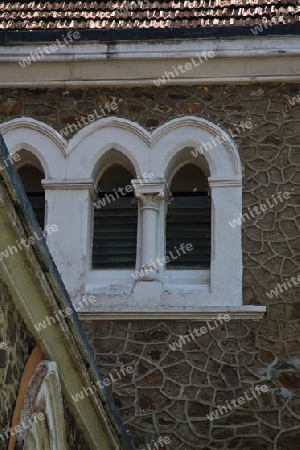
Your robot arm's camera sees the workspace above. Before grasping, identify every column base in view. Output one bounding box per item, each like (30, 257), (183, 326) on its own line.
(134, 266), (157, 281)
(133, 281), (162, 305)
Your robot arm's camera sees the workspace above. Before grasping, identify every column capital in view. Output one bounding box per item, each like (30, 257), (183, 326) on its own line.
(42, 178), (97, 199)
(132, 178), (169, 211)
(132, 178), (169, 207)
(135, 193), (162, 211)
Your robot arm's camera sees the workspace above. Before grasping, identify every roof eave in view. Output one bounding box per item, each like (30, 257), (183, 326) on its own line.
(1, 22), (300, 44)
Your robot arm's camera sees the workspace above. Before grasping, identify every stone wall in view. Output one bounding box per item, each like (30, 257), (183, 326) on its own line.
(82, 317), (300, 450)
(0, 278), (90, 450)
(0, 278), (35, 450)
(1, 84), (300, 449)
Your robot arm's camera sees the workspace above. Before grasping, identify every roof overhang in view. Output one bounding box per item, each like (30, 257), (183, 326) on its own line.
(0, 33), (300, 86)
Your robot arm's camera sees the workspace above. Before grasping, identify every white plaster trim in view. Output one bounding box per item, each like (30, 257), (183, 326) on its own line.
(209, 177), (243, 188)
(42, 179), (95, 189)
(2, 38), (300, 62)
(1, 116), (242, 178)
(132, 179), (169, 195)
(0, 117), (66, 157)
(78, 306), (266, 320)
(67, 116), (150, 156)
(67, 116), (242, 178)
(163, 270), (210, 293)
(151, 118), (241, 176)
(0, 117), (67, 179)
(1, 37), (300, 85)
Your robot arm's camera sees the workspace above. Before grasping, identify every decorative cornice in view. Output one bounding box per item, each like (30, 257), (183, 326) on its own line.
(42, 179), (95, 190)
(0, 37), (300, 86)
(209, 177), (243, 188)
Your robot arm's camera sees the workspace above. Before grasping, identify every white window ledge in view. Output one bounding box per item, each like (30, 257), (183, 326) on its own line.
(79, 279), (265, 320)
(77, 306), (266, 321)
(86, 269), (211, 293)
(163, 270), (210, 294)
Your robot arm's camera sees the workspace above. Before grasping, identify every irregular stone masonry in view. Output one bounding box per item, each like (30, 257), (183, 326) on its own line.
(83, 319), (300, 449)
(0, 281), (89, 450)
(1, 84), (300, 449)
(0, 279), (35, 450)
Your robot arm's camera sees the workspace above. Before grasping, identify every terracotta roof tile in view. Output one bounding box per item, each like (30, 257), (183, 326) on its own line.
(0, 1), (299, 30)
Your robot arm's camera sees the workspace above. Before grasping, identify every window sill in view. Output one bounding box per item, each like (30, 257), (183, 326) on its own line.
(86, 269), (135, 294)
(77, 306), (266, 321)
(82, 271), (265, 320)
(86, 269), (211, 294)
(79, 271), (266, 320)
(163, 269), (210, 294)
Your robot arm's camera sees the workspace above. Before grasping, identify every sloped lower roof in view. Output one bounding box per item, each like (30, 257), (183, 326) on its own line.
(0, 131), (132, 450)
(0, 1), (299, 30)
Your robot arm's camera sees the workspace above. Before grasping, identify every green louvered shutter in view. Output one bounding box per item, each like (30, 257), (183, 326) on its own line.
(92, 165), (137, 269)
(166, 193), (211, 269)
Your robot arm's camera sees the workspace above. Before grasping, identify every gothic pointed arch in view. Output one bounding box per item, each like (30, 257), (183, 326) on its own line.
(15, 361), (68, 450)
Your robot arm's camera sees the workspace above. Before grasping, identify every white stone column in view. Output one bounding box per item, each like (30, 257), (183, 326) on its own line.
(42, 179), (96, 298)
(132, 179), (168, 281)
(208, 177), (243, 305)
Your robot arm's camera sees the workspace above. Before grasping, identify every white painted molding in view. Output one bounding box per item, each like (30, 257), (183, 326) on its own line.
(66, 115), (243, 179)
(42, 179), (97, 204)
(150, 117), (242, 176)
(1, 37), (300, 85)
(132, 179), (169, 196)
(0, 117), (67, 178)
(1, 38), (300, 62)
(42, 179), (95, 189)
(0, 115), (242, 178)
(209, 177), (243, 188)
(67, 116), (151, 156)
(0, 117), (66, 156)
(78, 306), (266, 320)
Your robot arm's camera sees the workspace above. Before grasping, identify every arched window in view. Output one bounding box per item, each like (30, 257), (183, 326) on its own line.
(92, 165), (138, 269)
(17, 165), (45, 229)
(166, 164), (211, 269)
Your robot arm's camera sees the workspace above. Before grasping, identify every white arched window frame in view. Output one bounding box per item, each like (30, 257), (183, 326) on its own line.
(0, 117), (266, 318)
(14, 361), (68, 450)
(130, 118), (244, 310)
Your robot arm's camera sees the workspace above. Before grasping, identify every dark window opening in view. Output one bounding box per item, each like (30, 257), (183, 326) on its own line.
(17, 165), (45, 229)
(92, 165), (138, 269)
(166, 164), (211, 269)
